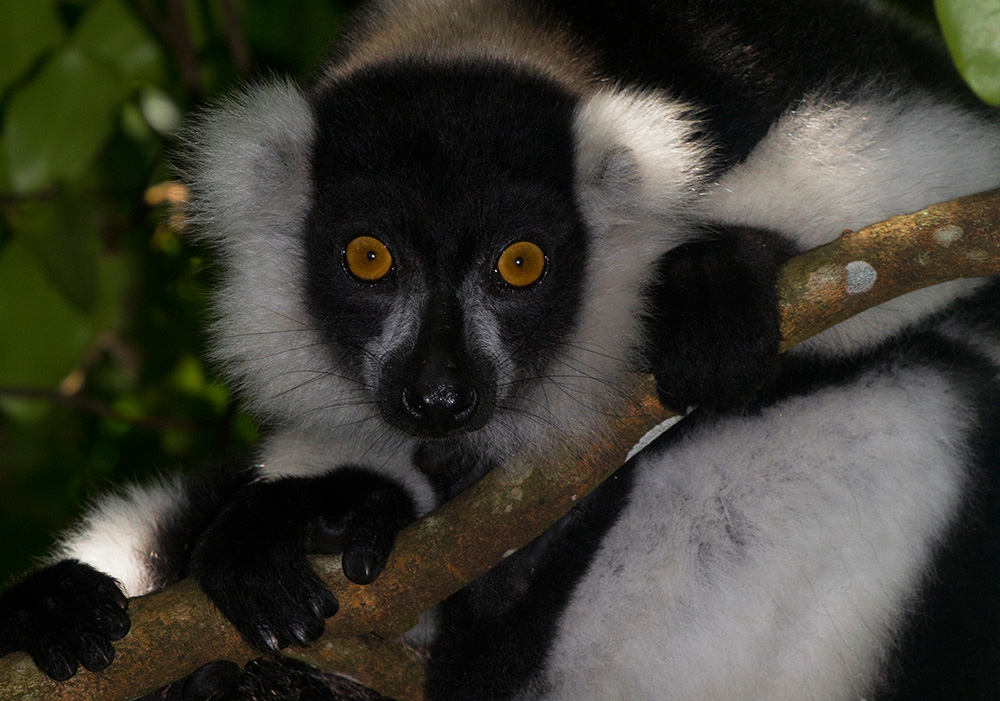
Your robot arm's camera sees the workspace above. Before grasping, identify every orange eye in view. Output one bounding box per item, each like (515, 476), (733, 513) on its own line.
(496, 241), (547, 288)
(345, 236), (393, 282)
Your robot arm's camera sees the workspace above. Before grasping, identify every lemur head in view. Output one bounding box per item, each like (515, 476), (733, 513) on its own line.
(183, 60), (705, 460)
(302, 63), (588, 440)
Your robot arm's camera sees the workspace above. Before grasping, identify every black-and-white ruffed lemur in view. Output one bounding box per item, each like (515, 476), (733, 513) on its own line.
(3, 0), (1000, 699)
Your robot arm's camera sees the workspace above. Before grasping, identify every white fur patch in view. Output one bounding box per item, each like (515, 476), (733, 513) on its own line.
(702, 89), (1000, 355)
(541, 363), (971, 700)
(364, 292), (426, 391)
(574, 88), (708, 247)
(48, 477), (187, 597)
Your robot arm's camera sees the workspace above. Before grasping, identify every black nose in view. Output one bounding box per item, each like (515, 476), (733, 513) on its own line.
(401, 382), (478, 433)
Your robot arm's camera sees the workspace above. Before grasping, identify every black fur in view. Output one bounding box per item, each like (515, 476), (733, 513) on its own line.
(413, 440), (500, 502)
(0, 560), (129, 681)
(152, 463), (260, 588)
(188, 467), (415, 653)
(135, 658), (392, 701)
(643, 225), (796, 413)
(520, 0), (973, 165)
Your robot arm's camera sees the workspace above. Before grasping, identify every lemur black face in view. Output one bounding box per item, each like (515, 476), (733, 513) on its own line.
(302, 63), (589, 440)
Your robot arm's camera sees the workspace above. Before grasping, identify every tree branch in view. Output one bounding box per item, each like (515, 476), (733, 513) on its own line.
(130, 0), (202, 98)
(1, 189), (998, 700)
(217, 0), (253, 78)
(0, 386), (199, 433)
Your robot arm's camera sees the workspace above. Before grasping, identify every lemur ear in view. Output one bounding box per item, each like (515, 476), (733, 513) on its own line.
(572, 88), (708, 246)
(178, 79), (315, 254)
(583, 144), (643, 207)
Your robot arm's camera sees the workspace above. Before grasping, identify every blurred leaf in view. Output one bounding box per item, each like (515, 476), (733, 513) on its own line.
(121, 101), (156, 143)
(0, 0), (337, 587)
(139, 86), (183, 134)
(2, 47), (128, 194)
(97, 125), (160, 194)
(935, 0), (1000, 104)
(0, 240), (92, 386)
(0, 0), (65, 93)
(0, 150), (11, 194)
(72, 0), (167, 84)
(5, 195), (102, 313)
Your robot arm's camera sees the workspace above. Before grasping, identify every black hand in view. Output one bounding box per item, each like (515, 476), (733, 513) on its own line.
(643, 226), (792, 413)
(189, 468), (415, 653)
(0, 560), (130, 681)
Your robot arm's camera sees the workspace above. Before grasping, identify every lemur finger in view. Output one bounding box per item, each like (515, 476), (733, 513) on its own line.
(72, 630), (116, 672)
(26, 638), (77, 683)
(342, 538), (390, 585)
(92, 599), (131, 640)
(182, 660), (242, 701)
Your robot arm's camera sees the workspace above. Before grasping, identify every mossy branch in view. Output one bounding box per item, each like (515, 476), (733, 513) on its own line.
(1, 189), (999, 701)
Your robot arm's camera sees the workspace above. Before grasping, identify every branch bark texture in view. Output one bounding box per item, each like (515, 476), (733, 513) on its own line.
(1, 190), (998, 701)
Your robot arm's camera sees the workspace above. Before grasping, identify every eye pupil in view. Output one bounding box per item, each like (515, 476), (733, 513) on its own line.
(367, 250), (377, 261)
(514, 256), (525, 267)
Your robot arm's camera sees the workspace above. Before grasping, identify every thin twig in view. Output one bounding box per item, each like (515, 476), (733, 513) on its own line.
(131, 0), (202, 98)
(0, 386), (198, 433)
(218, 0), (253, 78)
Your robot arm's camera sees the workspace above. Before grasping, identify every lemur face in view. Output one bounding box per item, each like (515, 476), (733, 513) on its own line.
(301, 64), (589, 442)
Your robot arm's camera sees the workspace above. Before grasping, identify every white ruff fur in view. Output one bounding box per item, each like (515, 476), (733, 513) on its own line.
(540, 364), (971, 700)
(180, 82), (428, 480)
(703, 89), (1000, 356)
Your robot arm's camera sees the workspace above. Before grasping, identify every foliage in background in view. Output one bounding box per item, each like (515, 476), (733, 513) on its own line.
(0, 0), (354, 585)
(0, 0), (992, 588)
(936, 0), (1000, 104)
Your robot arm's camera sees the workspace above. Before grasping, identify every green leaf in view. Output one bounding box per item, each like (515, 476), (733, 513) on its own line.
(0, 240), (92, 387)
(935, 0), (1000, 104)
(0, 0), (64, 93)
(2, 47), (128, 194)
(5, 195), (102, 313)
(72, 0), (166, 84)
